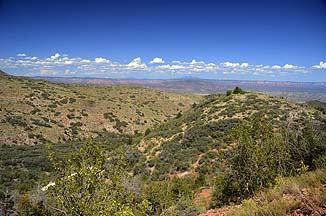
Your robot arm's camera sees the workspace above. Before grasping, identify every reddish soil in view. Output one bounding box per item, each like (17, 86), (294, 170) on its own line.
(289, 207), (326, 216)
(194, 188), (212, 205)
(198, 205), (241, 216)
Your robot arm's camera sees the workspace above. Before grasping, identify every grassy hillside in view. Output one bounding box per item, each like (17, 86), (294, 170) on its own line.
(200, 169), (326, 216)
(1, 73), (325, 215)
(0, 71), (201, 145)
(136, 91), (326, 180)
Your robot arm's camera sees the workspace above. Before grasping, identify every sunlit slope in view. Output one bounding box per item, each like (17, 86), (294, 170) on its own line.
(0, 71), (201, 145)
(199, 169), (326, 216)
(136, 92), (326, 180)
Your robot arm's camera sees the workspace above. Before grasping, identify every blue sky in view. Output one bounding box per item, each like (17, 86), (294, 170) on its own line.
(0, 0), (325, 81)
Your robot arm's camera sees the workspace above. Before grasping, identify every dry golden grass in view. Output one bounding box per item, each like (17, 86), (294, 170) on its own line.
(0, 73), (201, 145)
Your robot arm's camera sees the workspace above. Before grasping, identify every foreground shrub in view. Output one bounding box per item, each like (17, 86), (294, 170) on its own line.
(212, 117), (293, 206)
(46, 140), (151, 215)
(142, 177), (200, 216)
(226, 169), (326, 216)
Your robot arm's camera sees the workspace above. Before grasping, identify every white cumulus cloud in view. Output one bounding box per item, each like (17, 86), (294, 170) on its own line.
(50, 53), (60, 60)
(283, 64), (298, 69)
(63, 60), (74, 65)
(127, 57), (147, 69)
(26, 56), (38, 60)
(271, 65), (282, 69)
(222, 62), (240, 68)
(149, 57), (165, 64)
(190, 60), (206, 65)
(80, 59), (91, 63)
(312, 61), (326, 69)
(95, 57), (110, 63)
(0, 53), (316, 78)
(157, 64), (186, 70)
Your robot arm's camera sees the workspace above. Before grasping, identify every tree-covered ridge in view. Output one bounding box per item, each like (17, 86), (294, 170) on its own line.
(137, 90), (325, 181)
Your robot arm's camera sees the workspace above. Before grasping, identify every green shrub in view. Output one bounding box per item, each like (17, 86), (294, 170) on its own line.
(46, 141), (151, 215)
(30, 108), (41, 115)
(68, 97), (76, 104)
(314, 155), (326, 169)
(67, 114), (75, 119)
(212, 117), (292, 206)
(114, 119), (128, 133)
(4, 115), (27, 128)
(142, 177), (196, 215)
(176, 112), (182, 119)
(59, 98), (68, 104)
(145, 128), (151, 136)
(103, 112), (116, 122)
(48, 104), (57, 108)
(226, 90), (232, 96)
(31, 119), (52, 128)
(232, 87), (245, 94)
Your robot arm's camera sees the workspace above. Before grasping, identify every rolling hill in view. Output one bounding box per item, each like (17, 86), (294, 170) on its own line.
(0, 70), (201, 145)
(135, 90), (326, 180)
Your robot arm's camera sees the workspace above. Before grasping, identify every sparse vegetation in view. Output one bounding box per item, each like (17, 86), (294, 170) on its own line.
(0, 72), (325, 215)
(224, 169), (326, 216)
(0, 73), (200, 144)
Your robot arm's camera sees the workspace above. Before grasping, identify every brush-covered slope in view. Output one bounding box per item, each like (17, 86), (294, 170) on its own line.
(0, 71), (201, 145)
(200, 169), (326, 216)
(136, 91), (326, 180)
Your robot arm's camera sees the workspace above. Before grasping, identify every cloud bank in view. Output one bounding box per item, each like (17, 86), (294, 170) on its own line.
(0, 53), (324, 79)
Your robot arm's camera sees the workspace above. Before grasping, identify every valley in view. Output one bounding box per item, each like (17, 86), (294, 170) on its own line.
(34, 76), (326, 102)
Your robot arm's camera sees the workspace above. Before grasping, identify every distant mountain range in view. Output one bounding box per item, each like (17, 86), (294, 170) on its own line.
(32, 76), (326, 102)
